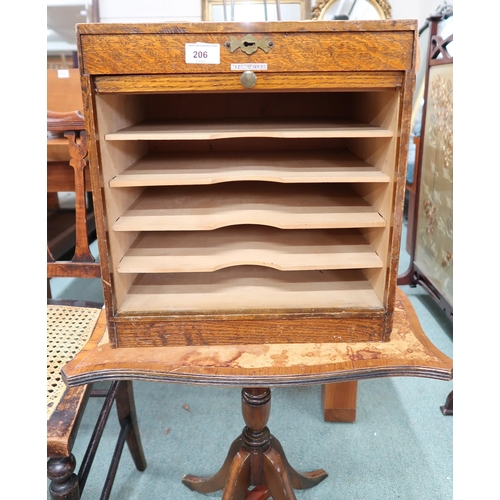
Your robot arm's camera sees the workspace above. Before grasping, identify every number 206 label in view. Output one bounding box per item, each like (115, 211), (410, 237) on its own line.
(185, 43), (220, 64)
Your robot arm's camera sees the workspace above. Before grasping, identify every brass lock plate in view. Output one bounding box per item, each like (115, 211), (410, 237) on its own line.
(225, 34), (274, 55)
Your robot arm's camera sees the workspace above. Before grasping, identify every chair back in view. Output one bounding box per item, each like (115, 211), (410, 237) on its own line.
(47, 69), (100, 292)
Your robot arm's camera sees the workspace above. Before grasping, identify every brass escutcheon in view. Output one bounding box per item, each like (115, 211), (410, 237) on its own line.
(225, 34), (274, 55)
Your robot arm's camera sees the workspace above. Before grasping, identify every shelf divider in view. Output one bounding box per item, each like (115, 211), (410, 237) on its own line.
(110, 150), (390, 187)
(118, 267), (384, 315)
(117, 227), (384, 273)
(112, 183), (387, 232)
(105, 118), (394, 141)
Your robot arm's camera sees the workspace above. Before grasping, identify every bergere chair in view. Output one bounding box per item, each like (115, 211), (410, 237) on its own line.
(47, 68), (146, 499)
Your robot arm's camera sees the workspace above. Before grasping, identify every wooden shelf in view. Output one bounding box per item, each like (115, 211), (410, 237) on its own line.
(109, 150), (390, 187)
(116, 227), (383, 273)
(117, 267), (383, 315)
(112, 183), (386, 232)
(105, 118), (394, 141)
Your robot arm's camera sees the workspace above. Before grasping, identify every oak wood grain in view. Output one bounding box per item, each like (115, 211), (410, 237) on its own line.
(94, 72), (405, 94)
(80, 29), (414, 75)
(76, 20), (419, 36)
(113, 313), (386, 347)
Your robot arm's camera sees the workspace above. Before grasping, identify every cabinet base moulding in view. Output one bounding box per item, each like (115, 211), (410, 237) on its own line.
(109, 314), (388, 348)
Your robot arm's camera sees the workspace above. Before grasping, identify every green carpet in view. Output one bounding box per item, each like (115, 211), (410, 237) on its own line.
(48, 223), (453, 499)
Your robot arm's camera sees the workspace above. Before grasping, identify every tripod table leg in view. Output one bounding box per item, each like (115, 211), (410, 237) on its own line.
(270, 435), (328, 489)
(221, 449), (252, 500)
(182, 437), (244, 493)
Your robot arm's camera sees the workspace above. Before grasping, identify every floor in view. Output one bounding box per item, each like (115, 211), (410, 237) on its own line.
(48, 220), (454, 499)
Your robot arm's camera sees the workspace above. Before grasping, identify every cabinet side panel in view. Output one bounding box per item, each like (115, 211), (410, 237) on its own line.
(348, 91), (401, 304)
(81, 74), (118, 346)
(384, 70), (417, 334)
(95, 94), (148, 308)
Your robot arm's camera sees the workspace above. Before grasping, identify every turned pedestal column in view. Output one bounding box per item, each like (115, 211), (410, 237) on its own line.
(182, 387), (328, 500)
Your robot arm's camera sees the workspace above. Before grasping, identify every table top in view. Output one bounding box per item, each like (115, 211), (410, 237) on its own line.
(63, 288), (452, 388)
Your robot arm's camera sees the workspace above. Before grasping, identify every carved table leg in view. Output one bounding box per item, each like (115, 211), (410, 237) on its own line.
(183, 387), (328, 499)
(47, 455), (80, 500)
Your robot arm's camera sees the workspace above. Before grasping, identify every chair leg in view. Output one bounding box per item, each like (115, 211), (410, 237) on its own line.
(47, 455), (80, 500)
(440, 390), (453, 416)
(48, 382), (146, 500)
(115, 381), (147, 471)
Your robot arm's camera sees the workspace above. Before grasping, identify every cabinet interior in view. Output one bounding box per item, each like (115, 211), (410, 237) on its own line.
(94, 89), (401, 316)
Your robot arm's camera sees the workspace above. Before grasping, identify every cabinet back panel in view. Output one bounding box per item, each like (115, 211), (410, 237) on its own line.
(149, 137), (349, 152)
(143, 92), (396, 122)
(348, 91), (400, 130)
(144, 92), (350, 120)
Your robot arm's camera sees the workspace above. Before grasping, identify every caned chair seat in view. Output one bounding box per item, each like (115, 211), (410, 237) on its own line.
(47, 304), (102, 421)
(47, 303), (146, 499)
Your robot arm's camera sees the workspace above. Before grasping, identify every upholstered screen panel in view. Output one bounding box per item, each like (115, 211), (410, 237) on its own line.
(414, 63), (453, 306)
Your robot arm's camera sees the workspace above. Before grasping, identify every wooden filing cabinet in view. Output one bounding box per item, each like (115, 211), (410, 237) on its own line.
(76, 20), (418, 348)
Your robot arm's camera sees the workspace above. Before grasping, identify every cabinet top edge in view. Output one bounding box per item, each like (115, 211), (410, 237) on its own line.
(76, 19), (418, 36)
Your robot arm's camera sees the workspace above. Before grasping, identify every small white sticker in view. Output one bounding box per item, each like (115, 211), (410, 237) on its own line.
(231, 63), (268, 71)
(57, 69), (70, 79)
(185, 43), (220, 64)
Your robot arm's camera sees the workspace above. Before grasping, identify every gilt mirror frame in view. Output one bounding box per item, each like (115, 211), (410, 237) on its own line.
(202, 1), (312, 21)
(311, 0), (392, 20)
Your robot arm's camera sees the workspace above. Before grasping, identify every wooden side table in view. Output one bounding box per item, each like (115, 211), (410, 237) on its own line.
(63, 289), (452, 499)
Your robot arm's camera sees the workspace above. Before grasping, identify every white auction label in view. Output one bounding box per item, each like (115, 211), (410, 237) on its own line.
(231, 63), (268, 71)
(185, 43), (220, 64)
